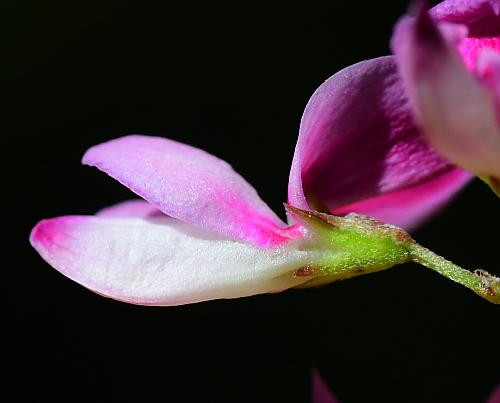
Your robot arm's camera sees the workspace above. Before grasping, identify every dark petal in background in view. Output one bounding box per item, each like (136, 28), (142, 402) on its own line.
(6, 1), (499, 402)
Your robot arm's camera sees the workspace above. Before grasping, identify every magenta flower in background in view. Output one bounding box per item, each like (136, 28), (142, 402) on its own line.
(487, 383), (500, 403)
(30, 0), (500, 307)
(312, 371), (338, 403)
(311, 372), (500, 403)
(392, 0), (500, 194)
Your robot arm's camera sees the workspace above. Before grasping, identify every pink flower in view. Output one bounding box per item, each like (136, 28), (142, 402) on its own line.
(311, 372), (500, 403)
(391, 0), (500, 194)
(30, 26), (471, 307)
(487, 383), (500, 403)
(312, 370), (337, 403)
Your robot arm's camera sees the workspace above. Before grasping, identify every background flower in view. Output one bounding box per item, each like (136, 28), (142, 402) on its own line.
(392, 0), (500, 194)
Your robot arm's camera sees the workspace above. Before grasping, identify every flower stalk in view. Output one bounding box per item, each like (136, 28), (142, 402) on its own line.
(409, 243), (500, 304)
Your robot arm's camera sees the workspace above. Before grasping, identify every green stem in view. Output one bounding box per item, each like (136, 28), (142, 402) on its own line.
(409, 243), (499, 304)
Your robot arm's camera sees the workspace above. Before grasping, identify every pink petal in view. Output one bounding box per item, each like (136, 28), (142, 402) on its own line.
(288, 56), (469, 229)
(312, 370), (338, 403)
(30, 216), (313, 306)
(97, 199), (164, 218)
(487, 383), (500, 403)
(83, 135), (291, 248)
(392, 6), (500, 180)
(334, 168), (470, 231)
(431, 0), (500, 37)
(458, 37), (500, 70)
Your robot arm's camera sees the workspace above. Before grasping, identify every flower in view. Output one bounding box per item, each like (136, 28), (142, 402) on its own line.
(31, 11), (490, 307)
(312, 371), (500, 403)
(312, 370), (337, 403)
(487, 383), (500, 403)
(391, 0), (500, 195)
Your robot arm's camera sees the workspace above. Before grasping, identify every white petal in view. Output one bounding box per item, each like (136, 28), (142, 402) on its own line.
(30, 216), (314, 306)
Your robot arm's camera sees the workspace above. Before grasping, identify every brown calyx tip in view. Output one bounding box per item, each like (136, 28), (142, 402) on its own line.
(284, 203), (340, 228)
(474, 269), (499, 296)
(394, 228), (413, 243)
(294, 264), (317, 277)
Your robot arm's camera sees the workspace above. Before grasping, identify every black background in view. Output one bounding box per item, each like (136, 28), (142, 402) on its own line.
(7, 1), (499, 402)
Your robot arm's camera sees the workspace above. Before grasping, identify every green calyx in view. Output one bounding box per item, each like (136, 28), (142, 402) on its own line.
(285, 205), (412, 282)
(285, 205), (499, 304)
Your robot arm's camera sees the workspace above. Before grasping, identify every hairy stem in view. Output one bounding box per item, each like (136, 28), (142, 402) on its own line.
(409, 243), (499, 304)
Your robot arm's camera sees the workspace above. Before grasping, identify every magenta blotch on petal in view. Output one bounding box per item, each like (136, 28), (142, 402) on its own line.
(288, 56), (469, 229)
(458, 37), (500, 69)
(83, 135), (293, 247)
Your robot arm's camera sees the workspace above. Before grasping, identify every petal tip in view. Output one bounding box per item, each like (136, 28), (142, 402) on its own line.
(409, 0), (430, 16)
(81, 134), (145, 166)
(30, 218), (63, 252)
(30, 216), (84, 267)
